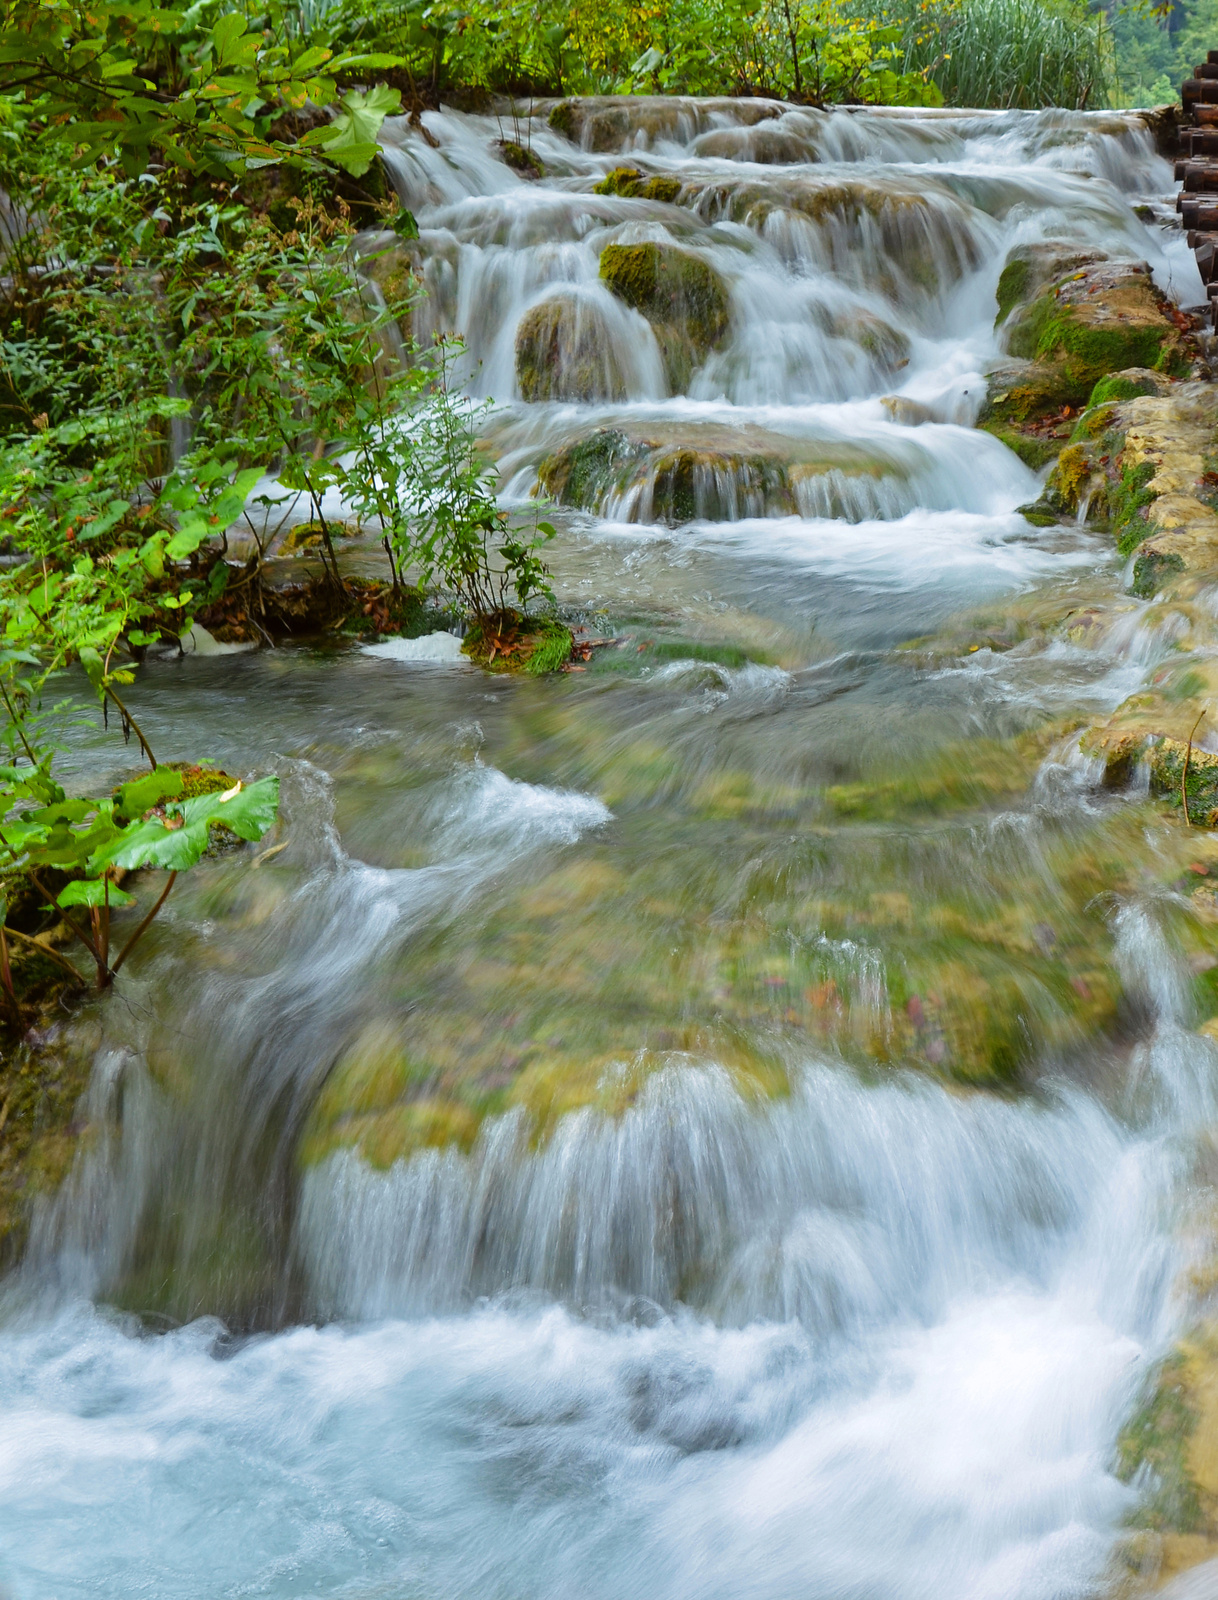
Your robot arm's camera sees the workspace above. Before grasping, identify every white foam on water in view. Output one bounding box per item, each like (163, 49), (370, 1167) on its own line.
(361, 631), (467, 662)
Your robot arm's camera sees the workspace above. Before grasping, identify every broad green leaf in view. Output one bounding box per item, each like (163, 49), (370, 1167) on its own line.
(114, 767), (184, 819)
(392, 208), (420, 240)
(309, 86), (401, 177)
(174, 774), (279, 841)
(58, 879), (136, 909)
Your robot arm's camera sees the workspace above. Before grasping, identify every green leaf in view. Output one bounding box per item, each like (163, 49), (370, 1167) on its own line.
(114, 767), (185, 819)
(175, 774), (279, 841)
(58, 879), (136, 909)
(392, 208), (419, 240)
(309, 86), (401, 177)
(78, 646), (106, 695)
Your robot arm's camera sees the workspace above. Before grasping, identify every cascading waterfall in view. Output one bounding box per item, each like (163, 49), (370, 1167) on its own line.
(1, 97), (1216, 1600)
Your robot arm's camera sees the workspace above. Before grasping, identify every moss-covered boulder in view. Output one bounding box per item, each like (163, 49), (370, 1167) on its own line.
(514, 294), (630, 404)
(498, 139), (544, 179)
(536, 429), (652, 506)
(593, 167), (682, 203)
(1004, 256), (1191, 386)
(598, 242), (729, 388)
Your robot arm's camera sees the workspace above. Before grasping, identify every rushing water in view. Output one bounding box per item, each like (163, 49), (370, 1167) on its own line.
(1, 99), (1216, 1599)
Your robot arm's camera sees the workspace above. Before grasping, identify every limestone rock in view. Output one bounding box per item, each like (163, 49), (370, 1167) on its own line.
(598, 241), (729, 388)
(515, 294), (630, 404)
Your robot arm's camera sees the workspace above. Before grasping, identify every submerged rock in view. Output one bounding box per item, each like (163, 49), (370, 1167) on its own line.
(535, 425), (908, 524)
(515, 293), (632, 403)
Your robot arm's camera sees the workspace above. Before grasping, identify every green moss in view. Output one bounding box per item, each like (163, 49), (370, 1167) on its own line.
(598, 242), (729, 357)
(1068, 403), (1117, 442)
(1132, 549), (1185, 599)
(593, 167), (680, 202)
(979, 425), (1060, 470)
(1088, 372), (1158, 407)
(548, 102), (578, 140)
(1033, 309), (1165, 382)
(1115, 1353), (1204, 1533)
(994, 257), (1031, 327)
(1111, 459), (1158, 556)
(536, 429), (648, 506)
(524, 617), (574, 675)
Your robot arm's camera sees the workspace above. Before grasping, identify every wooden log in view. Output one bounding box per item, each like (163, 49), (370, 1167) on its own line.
(1186, 130), (1218, 156)
(1187, 229), (1218, 247)
(1209, 50), (1218, 62)
(1183, 203), (1218, 228)
(1182, 80), (1218, 103)
(1192, 106), (1218, 126)
(1195, 64), (1218, 78)
(1176, 161), (1218, 189)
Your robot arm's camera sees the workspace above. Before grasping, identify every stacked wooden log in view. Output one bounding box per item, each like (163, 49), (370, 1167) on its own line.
(1178, 52), (1218, 325)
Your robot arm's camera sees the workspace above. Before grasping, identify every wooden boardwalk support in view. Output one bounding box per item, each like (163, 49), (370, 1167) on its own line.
(1177, 51), (1218, 325)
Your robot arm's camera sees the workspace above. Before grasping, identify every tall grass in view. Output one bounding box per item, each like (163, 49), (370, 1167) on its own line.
(891, 0), (1116, 108)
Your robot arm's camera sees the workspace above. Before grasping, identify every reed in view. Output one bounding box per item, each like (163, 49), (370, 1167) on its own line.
(890, 0), (1116, 109)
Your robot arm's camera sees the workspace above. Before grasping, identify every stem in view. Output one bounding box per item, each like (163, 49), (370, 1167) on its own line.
(110, 870), (177, 977)
(101, 683), (156, 769)
(0, 679), (39, 767)
(1, 923), (84, 982)
(1183, 710), (1206, 827)
(0, 924), (18, 1016)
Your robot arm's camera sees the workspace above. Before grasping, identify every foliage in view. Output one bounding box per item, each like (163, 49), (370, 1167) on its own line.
(1108, 0), (1218, 109)
(890, 0), (1115, 110)
(392, 346), (558, 629)
(330, 0), (943, 104)
(0, 0), (406, 177)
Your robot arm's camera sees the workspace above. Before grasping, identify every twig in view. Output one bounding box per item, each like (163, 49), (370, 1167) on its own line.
(1183, 709), (1207, 827)
(1, 924), (83, 981)
(110, 870), (177, 977)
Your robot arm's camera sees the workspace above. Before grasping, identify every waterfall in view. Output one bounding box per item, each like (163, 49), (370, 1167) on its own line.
(0, 96), (1213, 1600)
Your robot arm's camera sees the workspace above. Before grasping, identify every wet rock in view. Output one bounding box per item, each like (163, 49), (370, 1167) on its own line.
(691, 124), (817, 164)
(515, 294), (630, 403)
(831, 309), (910, 376)
(598, 241), (729, 387)
(593, 167), (682, 203)
(497, 139), (544, 179)
(536, 429), (651, 505)
(547, 95), (780, 152)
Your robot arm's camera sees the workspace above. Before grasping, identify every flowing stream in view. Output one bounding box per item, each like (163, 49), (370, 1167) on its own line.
(2, 99), (1217, 1599)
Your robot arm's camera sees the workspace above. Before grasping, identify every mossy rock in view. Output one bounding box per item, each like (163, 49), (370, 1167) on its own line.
(1005, 259), (1186, 391)
(593, 167), (682, 203)
(499, 139), (544, 179)
(980, 425), (1060, 471)
(1088, 369), (1163, 408)
(515, 294), (628, 404)
(831, 308), (910, 374)
(994, 242), (1105, 329)
(598, 242), (729, 363)
(1148, 736), (1218, 821)
(536, 429), (650, 505)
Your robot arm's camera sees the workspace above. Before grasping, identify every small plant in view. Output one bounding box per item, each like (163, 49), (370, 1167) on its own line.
(392, 341), (558, 639)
